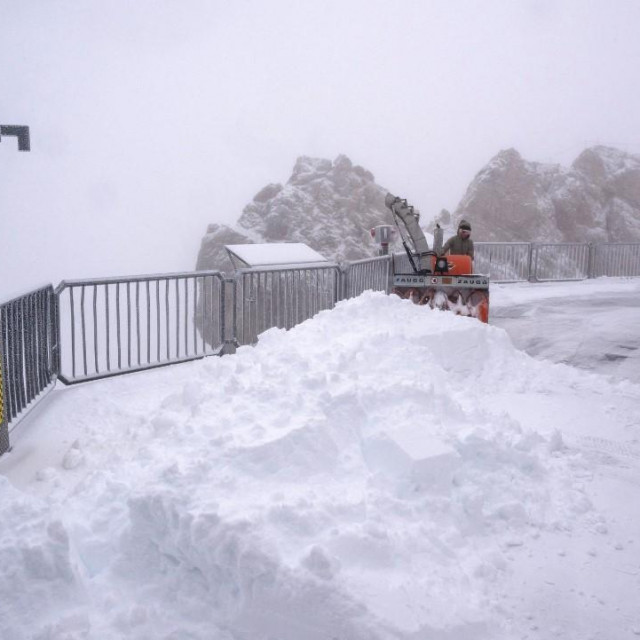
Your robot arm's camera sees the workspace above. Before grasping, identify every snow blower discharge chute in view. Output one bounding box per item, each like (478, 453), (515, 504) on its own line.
(385, 193), (489, 323)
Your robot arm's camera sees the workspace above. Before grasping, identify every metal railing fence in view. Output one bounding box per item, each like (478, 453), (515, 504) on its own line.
(233, 264), (342, 346)
(0, 285), (57, 454)
(392, 246), (532, 281)
(2, 242), (640, 456)
(474, 243), (531, 282)
(391, 252), (414, 275)
(56, 271), (225, 384)
(341, 255), (392, 299)
(531, 243), (591, 281)
(394, 242), (640, 281)
(0, 357), (5, 455)
(592, 243), (640, 277)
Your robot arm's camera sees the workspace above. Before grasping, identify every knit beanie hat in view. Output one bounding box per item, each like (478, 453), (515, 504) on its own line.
(458, 220), (471, 231)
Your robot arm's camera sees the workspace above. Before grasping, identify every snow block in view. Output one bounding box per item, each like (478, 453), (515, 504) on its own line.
(363, 428), (460, 494)
(409, 437), (460, 494)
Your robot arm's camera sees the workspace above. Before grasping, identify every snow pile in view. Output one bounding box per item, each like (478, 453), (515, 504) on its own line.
(2, 291), (640, 639)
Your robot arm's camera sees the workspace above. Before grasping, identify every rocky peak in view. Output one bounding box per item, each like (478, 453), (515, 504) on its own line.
(453, 146), (640, 243)
(290, 156), (333, 185)
(573, 146), (640, 182)
(196, 155), (395, 272)
(489, 147), (523, 168)
(196, 146), (640, 274)
(252, 183), (283, 204)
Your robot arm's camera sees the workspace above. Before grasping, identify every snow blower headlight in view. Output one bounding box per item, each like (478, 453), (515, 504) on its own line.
(435, 256), (449, 273)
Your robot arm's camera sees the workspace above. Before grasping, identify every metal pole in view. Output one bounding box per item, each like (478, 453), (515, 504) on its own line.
(588, 242), (595, 279)
(528, 243), (536, 282)
(0, 340), (9, 455)
(221, 277), (238, 355)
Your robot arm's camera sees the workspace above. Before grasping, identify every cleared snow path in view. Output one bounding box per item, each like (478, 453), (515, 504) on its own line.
(1, 284), (640, 640)
(491, 278), (640, 383)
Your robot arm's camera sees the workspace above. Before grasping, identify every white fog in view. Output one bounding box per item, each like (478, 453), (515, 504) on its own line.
(2, 1), (640, 298)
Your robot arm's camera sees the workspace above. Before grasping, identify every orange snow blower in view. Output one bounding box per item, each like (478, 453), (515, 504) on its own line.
(385, 194), (490, 323)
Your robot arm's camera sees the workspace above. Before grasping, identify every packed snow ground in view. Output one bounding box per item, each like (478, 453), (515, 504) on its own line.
(2, 280), (640, 640)
(491, 278), (640, 384)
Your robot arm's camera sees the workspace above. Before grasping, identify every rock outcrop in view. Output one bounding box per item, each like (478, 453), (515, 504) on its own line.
(197, 146), (640, 273)
(452, 146), (640, 243)
(196, 155), (396, 272)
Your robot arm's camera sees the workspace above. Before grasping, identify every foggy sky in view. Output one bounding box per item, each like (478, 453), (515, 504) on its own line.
(2, 0), (640, 299)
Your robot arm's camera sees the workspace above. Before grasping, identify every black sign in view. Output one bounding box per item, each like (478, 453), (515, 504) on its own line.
(0, 125), (30, 151)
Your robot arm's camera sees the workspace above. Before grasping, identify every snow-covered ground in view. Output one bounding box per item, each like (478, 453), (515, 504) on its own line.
(491, 278), (640, 384)
(1, 279), (640, 640)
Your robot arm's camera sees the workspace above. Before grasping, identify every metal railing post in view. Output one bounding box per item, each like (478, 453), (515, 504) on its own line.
(52, 289), (61, 378)
(528, 243), (537, 282)
(0, 344), (9, 455)
(340, 264), (348, 301)
(221, 276), (239, 355)
(588, 242), (596, 279)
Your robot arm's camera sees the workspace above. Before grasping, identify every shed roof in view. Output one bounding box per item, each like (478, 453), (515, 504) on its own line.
(224, 243), (329, 269)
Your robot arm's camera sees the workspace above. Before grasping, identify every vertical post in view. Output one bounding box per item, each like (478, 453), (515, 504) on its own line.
(53, 288), (61, 379)
(527, 243), (537, 282)
(0, 344), (9, 455)
(340, 264), (348, 301)
(587, 242), (596, 279)
(45, 287), (58, 383)
(389, 253), (396, 293)
(221, 277), (238, 355)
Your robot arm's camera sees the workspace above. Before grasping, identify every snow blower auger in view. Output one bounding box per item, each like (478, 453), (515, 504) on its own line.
(385, 193), (490, 323)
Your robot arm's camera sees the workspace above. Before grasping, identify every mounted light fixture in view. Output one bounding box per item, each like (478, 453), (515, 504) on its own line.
(435, 256), (449, 273)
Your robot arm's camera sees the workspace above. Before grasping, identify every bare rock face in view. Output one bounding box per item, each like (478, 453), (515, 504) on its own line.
(196, 155), (394, 272)
(453, 146), (640, 243)
(195, 224), (252, 271)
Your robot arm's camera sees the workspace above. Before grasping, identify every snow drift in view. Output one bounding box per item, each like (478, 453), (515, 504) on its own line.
(1, 291), (640, 639)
